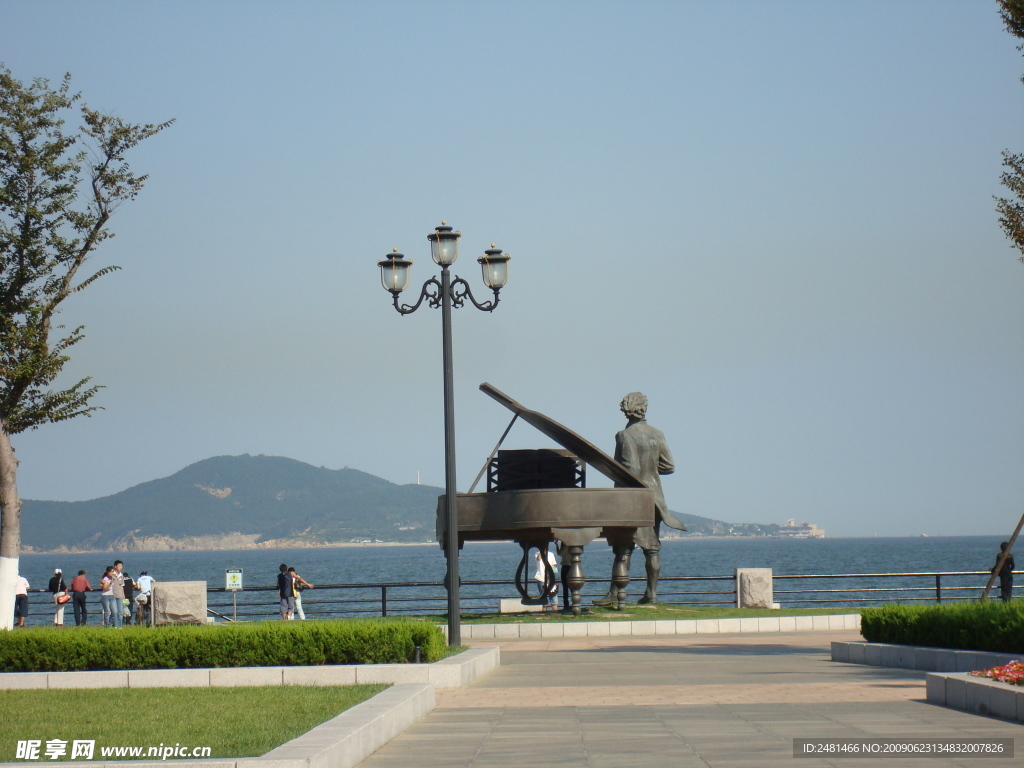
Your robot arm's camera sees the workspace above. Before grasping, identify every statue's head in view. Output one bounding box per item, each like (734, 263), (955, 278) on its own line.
(620, 392), (648, 420)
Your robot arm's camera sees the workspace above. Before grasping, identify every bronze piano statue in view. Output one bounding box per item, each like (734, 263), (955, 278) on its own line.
(437, 383), (684, 615)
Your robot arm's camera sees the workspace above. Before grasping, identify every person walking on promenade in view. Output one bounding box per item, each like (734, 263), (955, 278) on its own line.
(277, 564), (295, 620)
(110, 560), (125, 628)
(13, 573), (29, 627)
(135, 571), (155, 624)
(49, 568), (68, 626)
(69, 570), (91, 626)
(993, 542), (1016, 602)
(287, 567), (313, 620)
(99, 566), (116, 628)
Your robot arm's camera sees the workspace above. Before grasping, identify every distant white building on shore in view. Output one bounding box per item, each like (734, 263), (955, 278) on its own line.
(777, 519), (825, 538)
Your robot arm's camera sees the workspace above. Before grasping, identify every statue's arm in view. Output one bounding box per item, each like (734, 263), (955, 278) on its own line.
(658, 436), (676, 476)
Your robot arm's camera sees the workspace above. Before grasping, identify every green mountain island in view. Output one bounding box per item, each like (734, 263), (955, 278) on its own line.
(20, 454), (785, 553)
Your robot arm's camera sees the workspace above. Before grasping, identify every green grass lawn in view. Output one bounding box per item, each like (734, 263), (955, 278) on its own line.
(422, 603), (861, 623)
(0, 685), (387, 761)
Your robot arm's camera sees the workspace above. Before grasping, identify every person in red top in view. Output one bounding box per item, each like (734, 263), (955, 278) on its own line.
(69, 570), (92, 626)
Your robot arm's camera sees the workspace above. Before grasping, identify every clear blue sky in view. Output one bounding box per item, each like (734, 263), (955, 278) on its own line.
(3, 1), (1022, 537)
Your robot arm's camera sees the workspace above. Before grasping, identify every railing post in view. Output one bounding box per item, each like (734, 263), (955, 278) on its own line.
(381, 585), (388, 617)
(935, 574), (941, 604)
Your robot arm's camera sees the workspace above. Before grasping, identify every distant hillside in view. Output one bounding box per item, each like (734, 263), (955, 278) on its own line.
(19, 454), (782, 552)
(21, 455), (443, 552)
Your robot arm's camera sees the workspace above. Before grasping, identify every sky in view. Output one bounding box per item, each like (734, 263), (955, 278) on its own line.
(2, 1), (1023, 538)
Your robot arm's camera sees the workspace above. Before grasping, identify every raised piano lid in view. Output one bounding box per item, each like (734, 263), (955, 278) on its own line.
(479, 382), (646, 489)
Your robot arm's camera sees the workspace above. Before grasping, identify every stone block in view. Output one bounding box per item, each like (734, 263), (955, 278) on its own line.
(990, 684), (1018, 721)
(586, 622), (610, 636)
(831, 642), (849, 663)
(209, 667), (283, 687)
(608, 621), (631, 636)
(718, 618), (741, 633)
(738, 618), (758, 633)
(128, 668), (210, 688)
(675, 620), (697, 635)
(757, 617), (781, 633)
(540, 623), (564, 638)
(468, 623), (495, 639)
(48, 670), (129, 689)
(827, 614), (846, 630)
(880, 644), (898, 667)
(654, 620), (675, 635)
(933, 651), (958, 673)
(811, 615), (830, 630)
(778, 616), (797, 632)
(493, 624), (521, 639)
(498, 598), (545, 613)
(355, 664), (428, 685)
(863, 644), (882, 666)
(793, 616), (813, 631)
(735, 568), (773, 608)
(695, 619), (720, 634)
(0, 672), (48, 690)
(925, 673), (946, 704)
(965, 675), (993, 716)
(632, 621), (656, 636)
(152, 581), (207, 626)
(426, 664), (463, 689)
(562, 622), (588, 637)
(916, 649), (938, 672)
(847, 643), (865, 664)
(283, 666), (357, 686)
(518, 623), (543, 638)
(896, 645), (916, 669)
(946, 675), (968, 711)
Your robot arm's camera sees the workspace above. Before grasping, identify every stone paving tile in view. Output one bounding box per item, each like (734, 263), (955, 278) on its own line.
(359, 632), (1024, 768)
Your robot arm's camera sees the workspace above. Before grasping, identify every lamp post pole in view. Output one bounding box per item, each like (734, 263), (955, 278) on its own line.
(377, 222), (511, 646)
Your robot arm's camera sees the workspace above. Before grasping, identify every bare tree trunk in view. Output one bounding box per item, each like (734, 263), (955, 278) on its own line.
(0, 423), (21, 631)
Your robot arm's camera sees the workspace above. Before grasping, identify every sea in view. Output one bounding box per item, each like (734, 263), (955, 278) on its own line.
(14, 536), (1010, 627)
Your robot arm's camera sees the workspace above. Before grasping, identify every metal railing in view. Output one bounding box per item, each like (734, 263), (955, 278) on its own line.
(203, 570), (1011, 620)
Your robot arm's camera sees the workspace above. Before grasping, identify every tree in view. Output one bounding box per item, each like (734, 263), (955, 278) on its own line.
(996, 1), (1024, 258)
(0, 68), (171, 629)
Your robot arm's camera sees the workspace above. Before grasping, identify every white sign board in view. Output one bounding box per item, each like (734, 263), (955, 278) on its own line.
(225, 568), (243, 591)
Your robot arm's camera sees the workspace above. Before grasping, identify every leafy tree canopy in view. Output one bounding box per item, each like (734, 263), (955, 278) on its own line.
(996, 1), (1024, 259)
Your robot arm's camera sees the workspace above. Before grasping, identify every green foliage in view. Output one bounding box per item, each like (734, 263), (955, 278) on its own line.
(996, 1), (1024, 258)
(860, 601), (1024, 654)
(0, 618), (446, 672)
(0, 67), (171, 434)
(0, 685), (388, 760)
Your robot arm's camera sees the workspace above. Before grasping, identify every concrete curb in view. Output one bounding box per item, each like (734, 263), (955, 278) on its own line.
(452, 613), (860, 639)
(926, 672), (1024, 723)
(0, 647), (499, 691)
(831, 641), (1017, 673)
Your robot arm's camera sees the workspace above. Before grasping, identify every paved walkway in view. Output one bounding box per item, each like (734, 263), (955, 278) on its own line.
(359, 630), (1023, 767)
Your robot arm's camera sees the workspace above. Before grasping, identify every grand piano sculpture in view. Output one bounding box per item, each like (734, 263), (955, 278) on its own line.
(437, 383), (685, 615)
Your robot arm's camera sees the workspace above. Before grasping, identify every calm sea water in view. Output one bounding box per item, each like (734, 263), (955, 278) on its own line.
(15, 536), (1008, 626)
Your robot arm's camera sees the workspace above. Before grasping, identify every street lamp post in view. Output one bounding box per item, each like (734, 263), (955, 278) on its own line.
(378, 221), (511, 645)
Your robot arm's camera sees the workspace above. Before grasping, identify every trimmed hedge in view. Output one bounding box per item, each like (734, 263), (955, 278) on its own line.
(0, 618), (446, 672)
(860, 602), (1024, 654)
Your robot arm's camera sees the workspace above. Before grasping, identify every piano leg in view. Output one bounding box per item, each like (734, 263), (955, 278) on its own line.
(566, 545), (586, 616)
(611, 545), (632, 610)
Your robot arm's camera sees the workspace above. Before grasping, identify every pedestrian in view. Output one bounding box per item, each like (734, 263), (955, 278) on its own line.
(277, 564), (295, 620)
(49, 568), (69, 626)
(135, 571), (155, 625)
(556, 540), (572, 613)
(99, 566), (116, 628)
(287, 566), (314, 620)
(110, 560), (125, 628)
(13, 573), (29, 627)
(993, 542), (1016, 602)
(122, 572), (135, 625)
(534, 546), (559, 610)
(69, 570), (91, 626)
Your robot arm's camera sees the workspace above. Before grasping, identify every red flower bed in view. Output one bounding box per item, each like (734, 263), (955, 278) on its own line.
(971, 661), (1024, 686)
